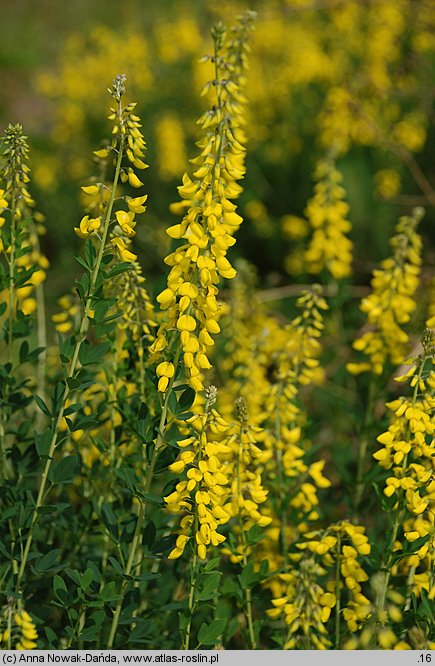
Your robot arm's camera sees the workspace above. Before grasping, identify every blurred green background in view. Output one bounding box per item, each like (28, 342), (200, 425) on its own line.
(1, 0), (435, 318)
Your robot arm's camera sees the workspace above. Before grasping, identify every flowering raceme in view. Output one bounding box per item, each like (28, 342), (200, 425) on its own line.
(75, 74), (148, 264)
(347, 207), (423, 376)
(304, 158), (353, 280)
(373, 329), (435, 607)
(0, 605), (38, 650)
(150, 12), (256, 392)
(165, 386), (231, 561)
(0, 124), (48, 318)
(268, 522), (371, 649)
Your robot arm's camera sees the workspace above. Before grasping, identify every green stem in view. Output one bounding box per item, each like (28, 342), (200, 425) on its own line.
(35, 280), (47, 428)
(183, 551), (198, 650)
(106, 348), (181, 648)
(7, 189), (17, 360)
(377, 513), (401, 614)
(15, 134), (125, 594)
(0, 189), (18, 483)
(236, 421), (257, 649)
(404, 564), (417, 612)
(354, 377), (376, 509)
(0, 412), (9, 483)
(377, 357), (427, 614)
(274, 386), (289, 564)
(106, 499), (145, 649)
(242, 546), (257, 649)
(335, 535), (341, 649)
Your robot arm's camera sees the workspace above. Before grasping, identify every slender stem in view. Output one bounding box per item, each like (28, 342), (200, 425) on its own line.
(241, 545), (257, 649)
(355, 378), (376, 509)
(377, 513), (401, 614)
(0, 412), (9, 483)
(183, 551), (198, 650)
(404, 564), (417, 612)
(274, 385), (289, 565)
(377, 358), (428, 615)
(0, 189), (17, 483)
(335, 535), (341, 649)
(35, 280), (47, 428)
(33, 219), (48, 407)
(7, 189), (17, 360)
(15, 135), (125, 593)
(6, 605), (12, 650)
(106, 347), (181, 647)
(106, 499), (146, 649)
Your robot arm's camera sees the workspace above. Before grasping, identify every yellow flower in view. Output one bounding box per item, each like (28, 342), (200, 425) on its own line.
(127, 195), (148, 214)
(127, 169), (143, 188)
(111, 237), (137, 262)
(74, 215), (101, 239)
(81, 184), (99, 195)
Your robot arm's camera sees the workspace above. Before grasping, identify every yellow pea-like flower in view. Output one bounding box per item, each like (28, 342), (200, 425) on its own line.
(81, 184), (99, 195)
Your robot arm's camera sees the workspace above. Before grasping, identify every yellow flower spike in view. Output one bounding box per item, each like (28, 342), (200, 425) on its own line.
(348, 207), (423, 376)
(151, 15), (256, 394)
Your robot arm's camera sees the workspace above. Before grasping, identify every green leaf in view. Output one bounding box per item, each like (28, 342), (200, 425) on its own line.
(35, 427), (52, 458)
(64, 402), (82, 416)
(176, 411), (194, 422)
(57, 333), (75, 364)
(53, 575), (68, 603)
(107, 261), (131, 279)
(66, 377), (81, 390)
(44, 627), (58, 647)
(143, 521), (156, 547)
(417, 588), (434, 620)
(108, 557), (124, 576)
(19, 340), (29, 364)
(79, 341), (111, 366)
(50, 455), (80, 484)
(37, 505), (58, 514)
(84, 238), (97, 269)
(34, 394), (51, 417)
(178, 387), (195, 413)
(35, 548), (61, 573)
(168, 390), (178, 415)
(100, 582), (122, 603)
(239, 561), (255, 589)
(81, 568), (94, 592)
(37, 502), (69, 515)
(197, 619), (226, 645)
(204, 557), (221, 572)
(51, 380), (66, 415)
(102, 253), (115, 266)
(74, 255), (91, 272)
(101, 503), (119, 541)
(198, 572), (221, 601)
(139, 492), (163, 506)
